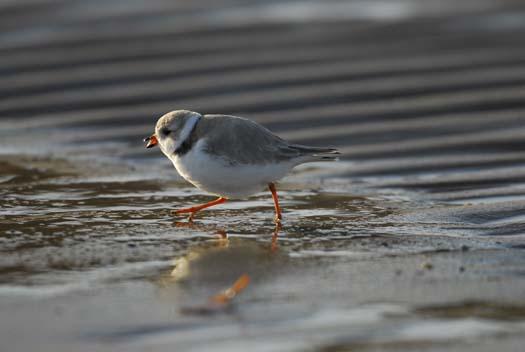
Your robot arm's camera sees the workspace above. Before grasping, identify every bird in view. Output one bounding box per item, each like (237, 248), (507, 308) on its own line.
(144, 110), (339, 224)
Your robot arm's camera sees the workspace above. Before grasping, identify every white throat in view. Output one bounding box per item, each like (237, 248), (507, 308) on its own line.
(173, 114), (201, 152)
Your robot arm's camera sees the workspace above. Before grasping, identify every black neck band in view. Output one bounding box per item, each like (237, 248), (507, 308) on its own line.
(174, 117), (201, 156)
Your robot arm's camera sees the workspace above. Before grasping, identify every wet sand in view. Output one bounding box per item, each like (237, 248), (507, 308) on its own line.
(2, 1), (525, 351)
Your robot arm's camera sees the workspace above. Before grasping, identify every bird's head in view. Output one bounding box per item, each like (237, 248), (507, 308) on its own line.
(144, 110), (202, 156)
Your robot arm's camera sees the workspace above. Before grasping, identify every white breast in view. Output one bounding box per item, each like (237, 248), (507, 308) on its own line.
(169, 139), (295, 199)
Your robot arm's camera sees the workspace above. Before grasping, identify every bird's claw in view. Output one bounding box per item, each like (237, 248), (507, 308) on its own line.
(171, 209), (196, 222)
(274, 215), (282, 230)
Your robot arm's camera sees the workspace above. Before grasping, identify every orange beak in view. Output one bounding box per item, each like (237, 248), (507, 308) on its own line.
(144, 134), (158, 148)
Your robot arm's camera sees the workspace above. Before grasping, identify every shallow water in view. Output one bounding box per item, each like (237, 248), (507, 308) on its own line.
(2, 1), (525, 351)
(2, 146), (525, 352)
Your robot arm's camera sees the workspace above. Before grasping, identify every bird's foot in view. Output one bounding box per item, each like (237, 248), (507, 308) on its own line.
(171, 197), (226, 221)
(171, 209), (197, 222)
(273, 214), (282, 228)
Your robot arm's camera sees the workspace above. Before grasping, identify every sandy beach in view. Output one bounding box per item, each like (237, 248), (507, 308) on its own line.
(1, 1), (525, 351)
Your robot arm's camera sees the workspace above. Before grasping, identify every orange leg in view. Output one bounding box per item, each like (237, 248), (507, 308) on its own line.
(268, 182), (282, 224)
(173, 197), (227, 221)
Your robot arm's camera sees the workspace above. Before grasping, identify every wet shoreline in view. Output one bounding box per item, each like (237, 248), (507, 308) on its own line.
(2, 151), (525, 351)
(2, 1), (525, 351)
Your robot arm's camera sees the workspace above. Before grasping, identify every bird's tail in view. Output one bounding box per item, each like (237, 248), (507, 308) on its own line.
(289, 144), (340, 162)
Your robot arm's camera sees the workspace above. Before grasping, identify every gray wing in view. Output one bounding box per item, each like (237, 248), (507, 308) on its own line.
(199, 115), (339, 165)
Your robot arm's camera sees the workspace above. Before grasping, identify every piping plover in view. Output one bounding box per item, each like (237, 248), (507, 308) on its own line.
(144, 110), (339, 223)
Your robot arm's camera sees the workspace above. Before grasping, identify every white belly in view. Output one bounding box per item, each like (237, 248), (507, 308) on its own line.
(168, 139), (294, 199)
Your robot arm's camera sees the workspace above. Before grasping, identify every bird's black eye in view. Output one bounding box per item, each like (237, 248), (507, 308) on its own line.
(160, 128), (171, 136)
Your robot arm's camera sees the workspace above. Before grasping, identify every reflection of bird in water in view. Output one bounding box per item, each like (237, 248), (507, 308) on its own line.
(158, 234), (286, 315)
(145, 110), (339, 224)
(165, 238), (251, 315)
